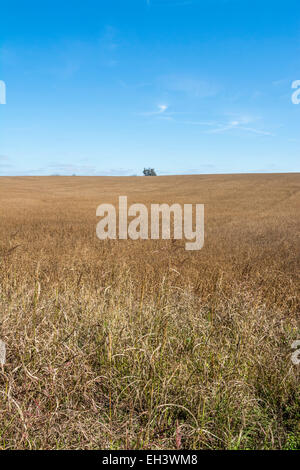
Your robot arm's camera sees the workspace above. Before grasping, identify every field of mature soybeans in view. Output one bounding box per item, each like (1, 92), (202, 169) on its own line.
(0, 173), (299, 450)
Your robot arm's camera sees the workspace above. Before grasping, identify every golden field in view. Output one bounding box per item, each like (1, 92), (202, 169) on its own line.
(0, 173), (299, 450)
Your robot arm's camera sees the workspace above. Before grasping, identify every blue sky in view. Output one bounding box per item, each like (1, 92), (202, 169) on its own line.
(0, 0), (299, 176)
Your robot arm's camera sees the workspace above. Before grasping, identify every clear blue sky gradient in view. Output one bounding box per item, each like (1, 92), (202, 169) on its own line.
(0, 0), (299, 175)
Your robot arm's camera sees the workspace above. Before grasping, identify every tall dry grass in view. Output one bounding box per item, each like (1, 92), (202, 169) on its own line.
(0, 174), (299, 449)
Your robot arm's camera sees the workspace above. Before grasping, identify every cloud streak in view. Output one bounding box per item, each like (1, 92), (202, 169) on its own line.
(139, 104), (169, 116)
(205, 118), (274, 136)
(139, 107), (274, 136)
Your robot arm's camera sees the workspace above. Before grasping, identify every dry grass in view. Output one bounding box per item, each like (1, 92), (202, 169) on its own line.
(0, 173), (299, 450)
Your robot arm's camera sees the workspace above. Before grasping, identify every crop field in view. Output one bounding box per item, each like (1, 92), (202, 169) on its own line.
(0, 173), (299, 450)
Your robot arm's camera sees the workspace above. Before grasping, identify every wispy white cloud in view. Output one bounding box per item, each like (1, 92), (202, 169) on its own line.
(238, 126), (274, 136)
(139, 104), (169, 116)
(139, 107), (274, 136)
(157, 104), (168, 113)
(205, 118), (274, 136)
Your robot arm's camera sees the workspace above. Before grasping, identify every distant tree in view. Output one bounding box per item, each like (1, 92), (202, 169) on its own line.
(143, 168), (157, 176)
